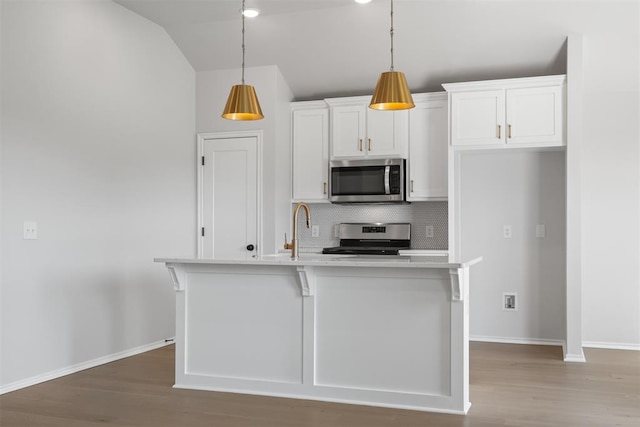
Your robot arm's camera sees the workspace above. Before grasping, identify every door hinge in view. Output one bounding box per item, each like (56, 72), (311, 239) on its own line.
(201, 227), (205, 237)
(201, 156), (205, 166)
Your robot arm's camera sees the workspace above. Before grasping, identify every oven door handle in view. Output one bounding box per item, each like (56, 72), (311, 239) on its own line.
(384, 166), (391, 195)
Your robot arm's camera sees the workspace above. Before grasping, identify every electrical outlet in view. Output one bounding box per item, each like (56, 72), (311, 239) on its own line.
(503, 225), (512, 239)
(333, 224), (340, 238)
(536, 224), (546, 238)
(23, 221), (38, 240)
(503, 293), (518, 311)
(425, 225), (434, 238)
(311, 225), (320, 238)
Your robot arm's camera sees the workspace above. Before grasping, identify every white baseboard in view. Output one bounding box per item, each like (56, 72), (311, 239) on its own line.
(583, 341), (640, 351)
(563, 353), (587, 362)
(470, 335), (564, 347)
(0, 339), (173, 395)
(470, 336), (638, 358)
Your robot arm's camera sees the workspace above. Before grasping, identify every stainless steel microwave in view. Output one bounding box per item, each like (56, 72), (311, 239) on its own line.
(329, 158), (406, 203)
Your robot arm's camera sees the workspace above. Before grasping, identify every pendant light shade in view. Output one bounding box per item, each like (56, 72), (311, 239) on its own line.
(369, 0), (414, 110)
(222, 0), (263, 121)
(369, 71), (414, 110)
(222, 84), (263, 120)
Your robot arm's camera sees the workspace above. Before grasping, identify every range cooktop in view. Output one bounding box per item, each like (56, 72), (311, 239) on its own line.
(322, 223), (411, 256)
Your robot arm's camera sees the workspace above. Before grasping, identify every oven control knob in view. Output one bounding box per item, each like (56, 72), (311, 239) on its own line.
(246, 244), (255, 251)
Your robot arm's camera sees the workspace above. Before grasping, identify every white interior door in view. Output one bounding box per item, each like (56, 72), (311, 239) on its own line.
(200, 134), (259, 259)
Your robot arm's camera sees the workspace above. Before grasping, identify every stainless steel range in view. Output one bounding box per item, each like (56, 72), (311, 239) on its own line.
(322, 223), (411, 255)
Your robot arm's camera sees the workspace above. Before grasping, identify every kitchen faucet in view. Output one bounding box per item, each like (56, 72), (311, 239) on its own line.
(284, 202), (311, 260)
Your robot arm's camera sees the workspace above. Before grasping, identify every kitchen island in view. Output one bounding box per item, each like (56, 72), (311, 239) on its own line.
(155, 254), (481, 414)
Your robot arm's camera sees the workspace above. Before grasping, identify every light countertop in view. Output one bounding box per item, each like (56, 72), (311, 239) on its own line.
(296, 248), (448, 256)
(155, 254), (481, 269)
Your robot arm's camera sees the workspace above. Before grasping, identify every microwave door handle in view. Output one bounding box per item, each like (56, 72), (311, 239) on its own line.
(384, 166), (391, 195)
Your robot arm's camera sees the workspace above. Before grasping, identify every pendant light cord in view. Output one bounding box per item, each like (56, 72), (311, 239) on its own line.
(241, 0), (246, 84)
(389, 0), (394, 71)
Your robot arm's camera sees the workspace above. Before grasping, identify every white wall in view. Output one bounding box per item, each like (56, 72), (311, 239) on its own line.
(0, 0), (196, 390)
(274, 69), (295, 253)
(196, 65), (293, 256)
(579, 11), (639, 347)
(0, 0), (4, 383)
(461, 151), (566, 344)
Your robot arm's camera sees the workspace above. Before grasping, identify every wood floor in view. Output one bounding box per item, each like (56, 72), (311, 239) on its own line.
(1, 342), (638, 426)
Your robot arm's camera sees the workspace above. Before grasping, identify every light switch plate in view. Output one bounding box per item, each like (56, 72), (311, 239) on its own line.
(536, 224), (546, 238)
(23, 221), (38, 240)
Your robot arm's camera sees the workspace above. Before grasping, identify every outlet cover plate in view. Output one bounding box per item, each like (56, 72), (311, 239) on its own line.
(23, 221), (38, 240)
(425, 225), (434, 238)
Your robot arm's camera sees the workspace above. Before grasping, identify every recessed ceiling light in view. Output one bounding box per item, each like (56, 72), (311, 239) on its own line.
(242, 8), (260, 18)
(355, 0), (372, 4)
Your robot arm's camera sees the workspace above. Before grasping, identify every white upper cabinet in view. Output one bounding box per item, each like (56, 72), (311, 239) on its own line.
(443, 75), (566, 149)
(407, 93), (448, 201)
(326, 96), (409, 159)
(367, 108), (407, 156)
(291, 101), (329, 202)
(330, 104), (366, 158)
(449, 90), (505, 146)
(506, 85), (564, 145)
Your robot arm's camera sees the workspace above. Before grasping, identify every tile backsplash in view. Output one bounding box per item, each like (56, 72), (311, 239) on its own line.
(294, 201), (448, 250)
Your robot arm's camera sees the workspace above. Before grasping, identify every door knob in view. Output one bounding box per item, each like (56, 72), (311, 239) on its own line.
(246, 244), (255, 251)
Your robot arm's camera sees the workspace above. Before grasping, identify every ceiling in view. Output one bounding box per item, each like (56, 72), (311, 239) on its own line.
(113, 0), (568, 101)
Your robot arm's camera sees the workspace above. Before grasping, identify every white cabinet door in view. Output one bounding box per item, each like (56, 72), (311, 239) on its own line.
(367, 109), (409, 157)
(450, 90), (505, 146)
(407, 94), (448, 201)
(201, 135), (258, 259)
(329, 97), (408, 159)
(331, 104), (366, 158)
(506, 85), (563, 145)
(292, 107), (329, 202)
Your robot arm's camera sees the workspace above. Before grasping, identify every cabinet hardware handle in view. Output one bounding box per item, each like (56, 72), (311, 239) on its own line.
(359, 138), (363, 151)
(323, 182), (327, 195)
(368, 138), (371, 151)
(497, 124), (501, 139)
(410, 180), (414, 193)
(508, 124), (512, 139)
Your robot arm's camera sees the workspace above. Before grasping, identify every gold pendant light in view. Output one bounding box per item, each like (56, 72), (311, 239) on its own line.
(222, 0), (264, 120)
(369, 0), (414, 111)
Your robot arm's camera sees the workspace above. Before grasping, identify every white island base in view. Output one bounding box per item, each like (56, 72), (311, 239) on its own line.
(157, 255), (481, 414)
